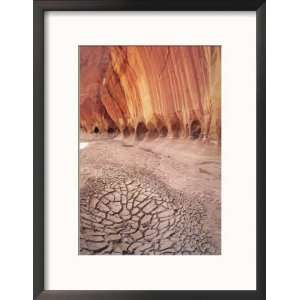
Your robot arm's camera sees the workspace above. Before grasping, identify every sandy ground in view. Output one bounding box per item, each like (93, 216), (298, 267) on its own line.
(80, 134), (221, 255)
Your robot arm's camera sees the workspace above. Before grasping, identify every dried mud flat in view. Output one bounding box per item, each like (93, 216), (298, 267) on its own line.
(80, 136), (221, 255)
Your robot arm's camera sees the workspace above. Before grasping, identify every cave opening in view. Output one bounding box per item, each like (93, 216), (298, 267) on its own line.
(171, 122), (181, 138)
(160, 126), (168, 137)
(190, 120), (201, 139)
(107, 127), (120, 136)
(136, 122), (148, 141)
(94, 126), (99, 134)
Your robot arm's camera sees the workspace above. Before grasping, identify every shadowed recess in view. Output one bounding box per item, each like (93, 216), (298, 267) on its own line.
(123, 126), (135, 138)
(148, 128), (159, 139)
(108, 127), (120, 136)
(160, 126), (168, 137)
(171, 120), (181, 138)
(190, 120), (201, 139)
(136, 122), (148, 141)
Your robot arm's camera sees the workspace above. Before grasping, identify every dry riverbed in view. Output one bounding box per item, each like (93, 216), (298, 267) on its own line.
(80, 135), (221, 255)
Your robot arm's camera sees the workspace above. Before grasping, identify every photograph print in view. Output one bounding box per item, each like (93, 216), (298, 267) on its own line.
(79, 46), (221, 255)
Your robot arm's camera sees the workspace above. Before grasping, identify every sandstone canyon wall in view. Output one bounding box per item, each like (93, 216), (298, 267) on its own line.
(80, 46), (221, 142)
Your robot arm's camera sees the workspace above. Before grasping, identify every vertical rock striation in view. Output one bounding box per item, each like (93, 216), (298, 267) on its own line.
(80, 46), (221, 142)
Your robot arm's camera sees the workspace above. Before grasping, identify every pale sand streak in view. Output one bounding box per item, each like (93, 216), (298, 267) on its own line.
(80, 142), (89, 150)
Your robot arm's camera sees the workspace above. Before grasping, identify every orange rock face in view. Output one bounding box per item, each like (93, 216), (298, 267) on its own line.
(80, 46), (221, 141)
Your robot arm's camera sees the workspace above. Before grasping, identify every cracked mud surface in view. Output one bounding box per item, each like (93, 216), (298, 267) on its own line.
(80, 137), (221, 255)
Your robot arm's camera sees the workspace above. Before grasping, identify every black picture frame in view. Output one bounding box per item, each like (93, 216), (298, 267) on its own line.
(33, 0), (266, 299)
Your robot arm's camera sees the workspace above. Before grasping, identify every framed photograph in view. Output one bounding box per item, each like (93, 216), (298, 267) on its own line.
(34, 0), (265, 299)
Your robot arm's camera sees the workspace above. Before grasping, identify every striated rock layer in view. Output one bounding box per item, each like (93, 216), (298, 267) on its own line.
(80, 46), (221, 142)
